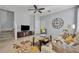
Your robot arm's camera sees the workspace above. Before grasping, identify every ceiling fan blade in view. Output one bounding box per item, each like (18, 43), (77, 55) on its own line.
(38, 11), (42, 13)
(38, 8), (45, 10)
(28, 9), (35, 10)
(34, 5), (37, 9)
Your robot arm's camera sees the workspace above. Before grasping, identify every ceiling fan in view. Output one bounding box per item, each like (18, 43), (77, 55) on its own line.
(28, 5), (45, 13)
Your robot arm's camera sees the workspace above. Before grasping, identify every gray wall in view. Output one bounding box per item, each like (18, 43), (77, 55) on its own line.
(77, 7), (79, 33)
(14, 9), (35, 32)
(40, 7), (76, 37)
(0, 6), (35, 39)
(0, 9), (14, 31)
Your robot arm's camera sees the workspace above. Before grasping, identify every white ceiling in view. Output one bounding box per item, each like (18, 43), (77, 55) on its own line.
(27, 5), (76, 16)
(0, 5), (76, 16)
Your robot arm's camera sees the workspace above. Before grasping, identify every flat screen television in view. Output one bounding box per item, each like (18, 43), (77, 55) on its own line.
(21, 25), (30, 31)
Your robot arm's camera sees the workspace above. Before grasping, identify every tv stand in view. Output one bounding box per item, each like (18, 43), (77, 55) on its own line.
(17, 31), (34, 38)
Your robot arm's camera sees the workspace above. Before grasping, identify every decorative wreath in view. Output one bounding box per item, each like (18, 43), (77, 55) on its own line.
(52, 17), (64, 29)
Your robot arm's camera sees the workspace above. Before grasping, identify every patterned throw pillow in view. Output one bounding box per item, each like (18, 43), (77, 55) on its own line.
(65, 35), (74, 44)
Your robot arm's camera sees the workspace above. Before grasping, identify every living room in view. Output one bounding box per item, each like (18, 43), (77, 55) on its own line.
(0, 5), (79, 53)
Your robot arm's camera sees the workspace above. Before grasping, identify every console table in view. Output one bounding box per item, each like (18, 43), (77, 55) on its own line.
(17, 31), (34, 38)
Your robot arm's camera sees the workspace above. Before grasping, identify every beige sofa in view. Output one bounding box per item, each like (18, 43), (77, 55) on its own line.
(52, 36), (79, 53)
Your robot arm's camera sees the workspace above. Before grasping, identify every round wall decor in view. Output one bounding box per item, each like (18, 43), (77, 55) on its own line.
(52, 17), (64, 29)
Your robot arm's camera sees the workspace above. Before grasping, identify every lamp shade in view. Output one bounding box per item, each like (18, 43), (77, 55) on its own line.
(71, 24), (75, 29)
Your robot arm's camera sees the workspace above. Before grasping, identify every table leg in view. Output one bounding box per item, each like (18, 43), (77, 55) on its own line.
(33, 37), (35, 46)
(39, 40), (42, 52)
